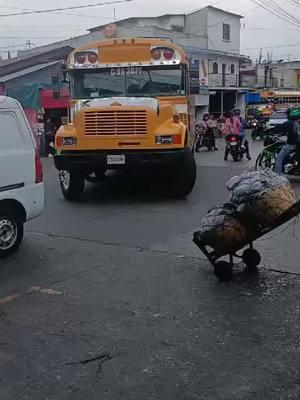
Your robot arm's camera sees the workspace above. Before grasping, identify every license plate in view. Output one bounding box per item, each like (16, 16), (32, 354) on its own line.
(107, 155), (125, 165)
(230, 142), (237, 146)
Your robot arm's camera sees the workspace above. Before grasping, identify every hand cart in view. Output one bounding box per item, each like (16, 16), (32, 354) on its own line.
(193, 201), (300, 281)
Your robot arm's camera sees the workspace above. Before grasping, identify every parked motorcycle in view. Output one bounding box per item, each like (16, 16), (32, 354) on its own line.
(255, 134), (300, 175)
(224, 133), (245, 162)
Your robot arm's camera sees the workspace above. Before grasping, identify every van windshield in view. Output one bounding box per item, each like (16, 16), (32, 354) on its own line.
(70, 66), (186, 99)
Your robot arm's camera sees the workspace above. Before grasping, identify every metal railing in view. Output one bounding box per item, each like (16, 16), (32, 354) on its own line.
(208, 73), (239, 88)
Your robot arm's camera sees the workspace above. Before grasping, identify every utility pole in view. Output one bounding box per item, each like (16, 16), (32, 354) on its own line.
(113, 8), (116, 22)
(258, 48), (263, 64)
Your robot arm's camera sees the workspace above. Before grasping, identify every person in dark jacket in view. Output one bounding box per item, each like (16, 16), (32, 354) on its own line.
(272, 108), (300, 174)
(232, 108), (251, 160)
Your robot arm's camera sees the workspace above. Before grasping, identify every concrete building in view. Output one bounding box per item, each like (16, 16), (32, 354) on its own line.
(240, 61), (300, 90)
(0, 6), (248, 119)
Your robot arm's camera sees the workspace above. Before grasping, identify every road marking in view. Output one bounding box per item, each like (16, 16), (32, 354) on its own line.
(0, 294), (20, 305)
(0, 287), (62, 306)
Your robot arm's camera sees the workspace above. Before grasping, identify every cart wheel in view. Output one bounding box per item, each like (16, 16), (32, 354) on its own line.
(242, 248), (261, 269)
(214, 261), (233, 282)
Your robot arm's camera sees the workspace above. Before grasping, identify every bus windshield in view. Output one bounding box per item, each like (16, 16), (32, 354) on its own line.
(70, 66), (186, 99)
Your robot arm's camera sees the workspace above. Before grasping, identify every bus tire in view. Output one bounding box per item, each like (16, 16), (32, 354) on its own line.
(59, 170), (85, 201)
(167, 148), (196, 197)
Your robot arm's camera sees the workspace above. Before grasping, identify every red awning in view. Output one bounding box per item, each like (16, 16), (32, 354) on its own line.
(40, 88), (70, 109)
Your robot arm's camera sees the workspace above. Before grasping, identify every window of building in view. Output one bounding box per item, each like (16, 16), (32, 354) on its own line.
(212, 62), (218, 74)
(223, 23), (231, 41)
(230, 64), (235, 74)
(171, 25), (184, 32)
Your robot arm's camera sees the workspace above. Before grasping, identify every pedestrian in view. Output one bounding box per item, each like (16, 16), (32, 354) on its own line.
(44, 117), (54, 156)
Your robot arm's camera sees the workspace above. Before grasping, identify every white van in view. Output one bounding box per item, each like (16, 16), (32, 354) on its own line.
(0, 96), (44, 257)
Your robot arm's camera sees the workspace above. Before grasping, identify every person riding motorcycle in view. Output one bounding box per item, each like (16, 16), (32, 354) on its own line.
(232, 108), (251, 160)
(195, 112), (218, 152)
(272, 107), (300, 174)
(223, 111), (251, 161)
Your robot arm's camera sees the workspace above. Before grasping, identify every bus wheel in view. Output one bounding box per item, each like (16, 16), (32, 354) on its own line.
(59, 170), (85, 201)
(167, 148), (197, 197)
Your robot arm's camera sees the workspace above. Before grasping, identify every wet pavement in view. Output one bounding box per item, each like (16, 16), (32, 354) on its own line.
(1, 139), (300, 399)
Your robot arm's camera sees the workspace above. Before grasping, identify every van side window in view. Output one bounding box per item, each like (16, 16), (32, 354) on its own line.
(0, 113), (22, 150)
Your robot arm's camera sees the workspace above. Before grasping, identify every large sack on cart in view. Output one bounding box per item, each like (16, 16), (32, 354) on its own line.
(246, 184), (296, 226)
(196, 203), (247, 254)
(227, 170), (296, 226)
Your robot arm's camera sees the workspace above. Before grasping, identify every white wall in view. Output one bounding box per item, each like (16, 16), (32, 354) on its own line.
(206, 7), (241, 54)
(116, 23), (207, 49)
(135, 16), (184, 31)
(184, 9), (208, 47)
(272, 63), (300, 89)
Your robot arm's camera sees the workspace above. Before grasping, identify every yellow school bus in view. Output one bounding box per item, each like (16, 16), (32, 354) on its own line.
(54, 38), (196, 200)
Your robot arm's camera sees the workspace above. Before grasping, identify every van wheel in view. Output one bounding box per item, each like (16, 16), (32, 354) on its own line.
(0, 207), (24, 257)
(167, 148), (197, 197)
(59, 170), (85, 201)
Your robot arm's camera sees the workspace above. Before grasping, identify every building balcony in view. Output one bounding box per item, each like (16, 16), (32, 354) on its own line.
(208, 73), (239, 88)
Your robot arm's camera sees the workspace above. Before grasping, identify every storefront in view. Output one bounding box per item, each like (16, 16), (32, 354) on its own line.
(6, 83), (70, 154)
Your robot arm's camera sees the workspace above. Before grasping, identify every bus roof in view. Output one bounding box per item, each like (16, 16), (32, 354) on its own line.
(66, 37), (188, 69)
(261, 90), (300, 98)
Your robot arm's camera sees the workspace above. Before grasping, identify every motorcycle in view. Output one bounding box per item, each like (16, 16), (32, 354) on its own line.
(194, 126), (216, 152)
(255, 133), (300, 175)
(251, 119), (267, 141)
(224, 133), (246, 162)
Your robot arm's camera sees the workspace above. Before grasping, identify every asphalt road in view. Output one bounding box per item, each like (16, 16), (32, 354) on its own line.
(1, 139), (300, 399)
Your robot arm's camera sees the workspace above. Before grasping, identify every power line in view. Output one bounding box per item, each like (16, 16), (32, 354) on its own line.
(254, 0), (298, 24)
(0, 36), (72, 39)
(0, 5), (113, 20)
(0, 0), (132, 18)
(270, 0), (300, 24)
(240, 43), (300, 51)
(250, 0), (300, 27)
(286, 0), (300, 7)
(243, 26), (300, 31)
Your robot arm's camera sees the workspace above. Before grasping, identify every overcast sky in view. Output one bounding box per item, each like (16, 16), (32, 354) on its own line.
(0, 0), (300, 62)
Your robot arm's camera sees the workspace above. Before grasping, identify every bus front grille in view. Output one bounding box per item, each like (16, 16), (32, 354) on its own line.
(84, 110), (147, 135)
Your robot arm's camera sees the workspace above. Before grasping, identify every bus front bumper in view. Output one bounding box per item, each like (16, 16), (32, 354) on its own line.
(54, 149), (189, 172)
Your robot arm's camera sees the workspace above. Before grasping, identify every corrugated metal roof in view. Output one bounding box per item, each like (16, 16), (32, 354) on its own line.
(0, 61), (60, 82)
